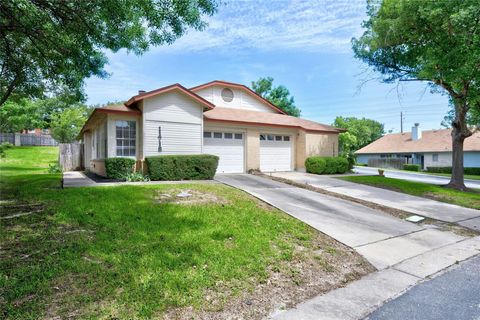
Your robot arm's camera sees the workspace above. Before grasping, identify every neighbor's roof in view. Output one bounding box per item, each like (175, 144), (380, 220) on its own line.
(125, 83), (215, 109)
(204, 107), (344, 133)
(355, 129), (480, 154)
(190, 80), (287, 115)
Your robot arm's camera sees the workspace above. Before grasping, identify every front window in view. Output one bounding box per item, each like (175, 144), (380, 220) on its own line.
(116, 120), (136, 157)
(432, 154), (438, 162)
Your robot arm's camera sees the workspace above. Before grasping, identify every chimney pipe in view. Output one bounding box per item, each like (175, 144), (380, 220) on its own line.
(411, 123), (422, 141)
(138, 90), (146, 95)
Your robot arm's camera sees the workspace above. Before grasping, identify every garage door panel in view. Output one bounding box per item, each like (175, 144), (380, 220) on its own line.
(204, 132), (244, 173)
(260, 135), (292, 172)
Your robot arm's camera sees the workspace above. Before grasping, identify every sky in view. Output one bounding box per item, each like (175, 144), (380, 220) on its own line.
(84, 0), (450, 133)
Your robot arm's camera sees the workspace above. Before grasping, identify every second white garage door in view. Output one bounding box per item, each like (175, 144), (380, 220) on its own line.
(203, 131), (245, 173)
(260, 134), (292, 172)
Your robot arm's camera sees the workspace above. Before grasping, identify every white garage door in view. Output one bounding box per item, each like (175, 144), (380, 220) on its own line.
(260, 134), (292, 172)
(203, 131), (245, 173)
(144, 120), (202, 156)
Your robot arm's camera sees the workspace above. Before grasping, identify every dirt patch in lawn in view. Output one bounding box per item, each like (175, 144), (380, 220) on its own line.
(162, 230), (375, 320)
(154, 188), (229, 205)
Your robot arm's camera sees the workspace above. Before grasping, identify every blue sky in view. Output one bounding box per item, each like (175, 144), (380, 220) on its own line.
(85, 0), (450, 133)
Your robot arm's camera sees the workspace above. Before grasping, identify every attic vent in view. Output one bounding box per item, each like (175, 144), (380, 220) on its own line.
(221, 88), (234, 102)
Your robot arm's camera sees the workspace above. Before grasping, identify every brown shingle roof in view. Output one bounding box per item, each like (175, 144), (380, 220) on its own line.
(204, 107), (344, 133)
(355, 129), (480, 154)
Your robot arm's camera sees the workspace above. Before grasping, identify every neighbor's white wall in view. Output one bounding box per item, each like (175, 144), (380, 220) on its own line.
(142, 91), (204, 158)
(194, 86), (277, 113)
(423, 152), (451, 168)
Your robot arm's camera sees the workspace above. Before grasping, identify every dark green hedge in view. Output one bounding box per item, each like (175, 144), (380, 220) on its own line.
(427, 166), (480, 175)
(305, 156), (349, 174)
(305, 157), (326, 174)
(145, 154), (219, 181)
(105, 157), (135, 180)
(403, 164), (420, 172)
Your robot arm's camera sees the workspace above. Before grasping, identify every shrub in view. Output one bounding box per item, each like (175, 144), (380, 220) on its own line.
(124, 172), (150, 182)
(305, 156), (349, 175)
(145, 154), (219, 181)
(403, 164), (420, 172)
(0, 142), (13, 158)
(105, 157), (135, 180)
(305, 157), (326, 174)
(426, 167), (480, 175)
(465, 167), (480, 175)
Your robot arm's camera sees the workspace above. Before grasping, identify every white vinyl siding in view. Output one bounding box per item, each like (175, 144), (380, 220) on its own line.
(260, 134), (292, 172)
(203, 131), (245, 173)
(144, 120), (201, 156)
(194, 86), (277, 113)
(142, 91), (204, 157)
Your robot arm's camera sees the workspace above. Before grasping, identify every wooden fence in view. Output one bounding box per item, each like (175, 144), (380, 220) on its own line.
(59, 143), (83, 171)
(0, 133), (58, 146)
(368, 158), (405, 169)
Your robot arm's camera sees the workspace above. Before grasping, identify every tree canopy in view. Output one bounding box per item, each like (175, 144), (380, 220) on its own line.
(352, 0), (480, 190)
(333, 116), (385, 165)
(251, 77), (301, 117)
(0, 0), (218, 105)
(50, 106), (91, 143)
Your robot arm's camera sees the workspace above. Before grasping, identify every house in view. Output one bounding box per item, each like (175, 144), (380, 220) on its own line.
(355, 124), (480, 169)
(79, 80), (344, 176)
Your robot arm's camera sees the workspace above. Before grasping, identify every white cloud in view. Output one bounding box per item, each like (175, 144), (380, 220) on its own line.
(153, 0), (366, 54)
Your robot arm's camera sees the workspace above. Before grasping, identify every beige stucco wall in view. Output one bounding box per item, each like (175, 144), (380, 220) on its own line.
(296, 132), (339, 170)
(90, 159), (106, 176)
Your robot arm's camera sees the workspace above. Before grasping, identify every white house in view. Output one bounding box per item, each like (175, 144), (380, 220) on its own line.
(355, 124), (480, 169)
(79, 80), (344, 176)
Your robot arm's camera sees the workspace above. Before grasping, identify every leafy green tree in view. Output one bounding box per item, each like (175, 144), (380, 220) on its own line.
(0, 99), (42, 133)
(333, 116), (385, 164)
(251, 77), (301, 117)
(0, 0), (218, 105)
(352, 0), (480, 190)
(50, 106), (92, 143)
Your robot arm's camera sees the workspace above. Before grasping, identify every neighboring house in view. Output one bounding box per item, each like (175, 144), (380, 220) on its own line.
(22, 128), (51, 135)
(355, 124), (480, 169)
(79, 80), (344, 176)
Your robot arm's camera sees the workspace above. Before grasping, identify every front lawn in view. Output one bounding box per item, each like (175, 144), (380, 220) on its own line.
(1, 147), (372, 319)
(339, 176), (480, 210)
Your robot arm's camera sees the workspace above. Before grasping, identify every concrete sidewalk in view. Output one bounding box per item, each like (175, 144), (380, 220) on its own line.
(214, 174), (480, 320)
(270, 171), (480, 231)
(62, 171), (218, 188)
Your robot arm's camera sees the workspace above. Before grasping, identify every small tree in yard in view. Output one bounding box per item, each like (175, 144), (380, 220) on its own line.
(352, 0), (480, 191)
(50, 106), (90, 143)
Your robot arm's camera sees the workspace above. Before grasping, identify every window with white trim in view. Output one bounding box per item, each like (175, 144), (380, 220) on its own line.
(432, 154), (439, 162)
(116, 120), (136, 157)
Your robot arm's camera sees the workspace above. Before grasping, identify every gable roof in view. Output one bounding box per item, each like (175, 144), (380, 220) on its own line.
(204, 107), (344, 133)
(125, 83), (215, 109)
(78, 104), (141, 137)
(355, 129), (480, 154)
(190, 80), (287, 115)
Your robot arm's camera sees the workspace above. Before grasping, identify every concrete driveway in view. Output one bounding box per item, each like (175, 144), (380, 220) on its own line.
(215, 174), (466, 270)
(354, 166), (480, 189)
(271, 171), (480, 231)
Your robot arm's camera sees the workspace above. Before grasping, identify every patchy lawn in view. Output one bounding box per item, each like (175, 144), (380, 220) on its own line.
(339, 176), (480, 210)
(0, 147), (373, 319)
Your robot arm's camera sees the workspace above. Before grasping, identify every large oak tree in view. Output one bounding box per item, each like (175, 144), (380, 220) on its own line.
(352, 0), (480, 190)
(0, 0), (217, 105)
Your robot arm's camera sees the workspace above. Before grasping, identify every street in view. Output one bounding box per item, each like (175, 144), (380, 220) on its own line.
(365, 255), (480, 320)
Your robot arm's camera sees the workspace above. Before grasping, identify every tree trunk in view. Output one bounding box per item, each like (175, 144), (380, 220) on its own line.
(446, 100), (471, 191)
(447, 129), (466, 190)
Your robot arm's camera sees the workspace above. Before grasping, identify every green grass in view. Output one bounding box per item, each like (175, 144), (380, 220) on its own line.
(421, 172), (480, 181)
(339, 175), (480, 210)
(0, 147), (320, 319)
